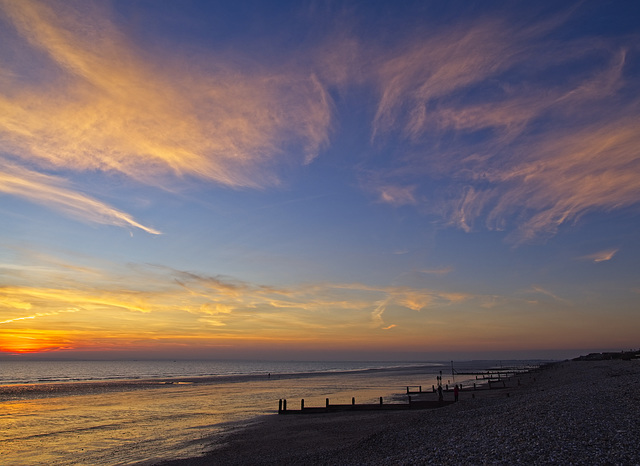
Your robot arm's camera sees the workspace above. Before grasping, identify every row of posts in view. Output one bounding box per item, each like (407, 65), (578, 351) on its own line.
(279, 374), (520, 413)
(279, 396), (384, 413)
(416, 380), (509, 393)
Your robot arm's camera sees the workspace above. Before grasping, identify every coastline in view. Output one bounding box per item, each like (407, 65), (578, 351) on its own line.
(157, 359), (640, 465)
(1, 361), (479, 464)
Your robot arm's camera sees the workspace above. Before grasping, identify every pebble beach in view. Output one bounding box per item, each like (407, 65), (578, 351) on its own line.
(159, 358), (640, 465)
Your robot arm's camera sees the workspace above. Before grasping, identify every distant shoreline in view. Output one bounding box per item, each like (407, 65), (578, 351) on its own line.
(158, 356), (640, 465)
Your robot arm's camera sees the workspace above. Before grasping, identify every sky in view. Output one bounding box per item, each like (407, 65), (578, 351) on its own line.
(1, 0), (639, 361)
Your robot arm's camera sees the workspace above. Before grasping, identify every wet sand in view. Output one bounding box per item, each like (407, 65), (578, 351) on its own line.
(1, 365), (451, 465)
(157, 359), (640, 465)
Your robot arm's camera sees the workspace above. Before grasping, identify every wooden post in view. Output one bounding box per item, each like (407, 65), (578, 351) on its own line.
(283, 399), (287, 411)
(301, 399), (304, 410)
(419, 385), (422, 393)
(446, 384), (448, 391)
(432, 385), (435, 392)
(408, 395), (412, 404)
(406, 386), (409, 394)
(473, 383), (476, 390)
(352, 397), (355, 405)
(278, 399), (282, 413)
(326, 398), (329, 408)
(379, 396), (383, 405)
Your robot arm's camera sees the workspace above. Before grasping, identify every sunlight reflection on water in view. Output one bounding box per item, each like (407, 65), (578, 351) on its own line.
(0, 361), (508, 464)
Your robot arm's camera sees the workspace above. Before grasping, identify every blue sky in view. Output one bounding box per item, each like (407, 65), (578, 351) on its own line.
(1, 0), (639, 360)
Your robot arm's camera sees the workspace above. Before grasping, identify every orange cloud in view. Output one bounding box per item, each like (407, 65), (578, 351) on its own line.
(0, 250), (494, 354)
(0, 330), (76, 353)
(0, 0), (332, 226)
(0, 165), (160, 234)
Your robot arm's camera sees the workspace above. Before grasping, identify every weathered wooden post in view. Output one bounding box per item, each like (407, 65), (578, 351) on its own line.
(419, 385), (422, 393)
(379, 396), (383, 405)
(406, 386), (410, 394)
(473, 382), (476, 390)
(301, 399), (304, 410)
(432, 385), (435, 392)
(326, 398), (329, 408)
(279, 399), (282, 413)
(352, 397), (355, 405)
(283, 399), (287, 411)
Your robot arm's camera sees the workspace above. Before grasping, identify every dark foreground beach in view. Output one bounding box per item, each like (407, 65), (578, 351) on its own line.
(159, 359), (639, 465)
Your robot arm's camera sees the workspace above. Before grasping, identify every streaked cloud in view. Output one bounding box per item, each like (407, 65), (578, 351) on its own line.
(363, 9), (640, 242)
(0, 165), (160, 234)
(530, 285), (572, 305)
(0, 308), (80, 325)
(0, 251), (482, 350)
(0, 0), (332, 227)
(2, 244), (636, 354)
(1, 2), (638, 358)
(579, 249), (619, 263)
(377, 184), (417, 206)
(3, 1), (637, 245)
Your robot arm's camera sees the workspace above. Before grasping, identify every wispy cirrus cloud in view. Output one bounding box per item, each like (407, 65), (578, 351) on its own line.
(362, 8), (640, 242)
(530, 285), (572, 305)
(0, 165), (161, 234)
(579, 249), (619, 263)
(0, 249), (482, 351)
(0, 0), (332, 228)
(376, 184), (418, 206)
(0, 308), (80, 325)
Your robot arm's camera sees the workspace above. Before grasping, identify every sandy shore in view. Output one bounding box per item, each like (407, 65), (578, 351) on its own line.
(157, 359), (640, 465)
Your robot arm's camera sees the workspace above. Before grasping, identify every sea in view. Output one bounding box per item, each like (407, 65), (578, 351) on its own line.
(0, 359), (540, 465)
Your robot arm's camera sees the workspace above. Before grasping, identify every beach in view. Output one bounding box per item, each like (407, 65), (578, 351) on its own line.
(159, 359), (640, 465)
(1, 361), (473, 465)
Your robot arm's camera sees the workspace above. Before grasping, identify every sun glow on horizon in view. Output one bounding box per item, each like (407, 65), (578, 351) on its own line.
(1, 0), (639, 360)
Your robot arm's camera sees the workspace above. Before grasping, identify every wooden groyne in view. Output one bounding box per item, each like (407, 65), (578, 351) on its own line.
(277, 363), (544, 415)
(452, 364), (541, 382)
(406, 379), (517, 395)
(278, 396), (455, 414)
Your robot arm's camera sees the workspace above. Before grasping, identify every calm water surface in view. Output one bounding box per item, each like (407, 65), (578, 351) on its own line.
(0, 360), (529, 464)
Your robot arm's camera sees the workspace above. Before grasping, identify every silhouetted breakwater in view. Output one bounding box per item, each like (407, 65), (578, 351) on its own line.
(278, 396), (455, 414)
(277, 362), (546, 415)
